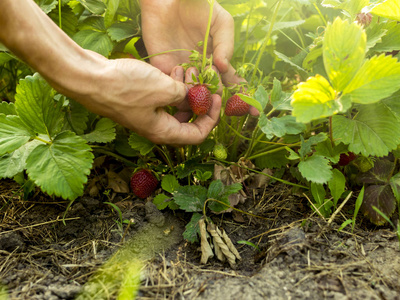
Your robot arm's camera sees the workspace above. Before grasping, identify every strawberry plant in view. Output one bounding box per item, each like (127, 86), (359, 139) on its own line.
(1, 0), (400, 249)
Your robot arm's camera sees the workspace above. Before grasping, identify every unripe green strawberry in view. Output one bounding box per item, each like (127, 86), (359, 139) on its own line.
(188, 84), (212, 115)
(213, 143), (227, 160)
(354, 156), (374, 173)
(225, 95), (250, 116)
(130, 169), (158, 199)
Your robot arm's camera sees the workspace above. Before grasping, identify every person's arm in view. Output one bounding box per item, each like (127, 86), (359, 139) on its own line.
(0, 0), (221, 145)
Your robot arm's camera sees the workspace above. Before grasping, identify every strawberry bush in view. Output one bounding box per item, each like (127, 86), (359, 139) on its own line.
(1, 0), (400, 242)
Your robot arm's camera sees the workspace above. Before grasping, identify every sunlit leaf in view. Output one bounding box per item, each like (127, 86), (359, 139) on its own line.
(370, 22), (400, 53)
(371, 0), (400, 21)
(161, 174), (180, 194)
(323, 17), (366, 91)
(343, 54), (400, 104)
(292, 75), (349, 123)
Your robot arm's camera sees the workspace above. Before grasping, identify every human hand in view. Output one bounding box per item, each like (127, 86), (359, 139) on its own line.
(77, 53), (221, 145)
(140, 0), (243, 87)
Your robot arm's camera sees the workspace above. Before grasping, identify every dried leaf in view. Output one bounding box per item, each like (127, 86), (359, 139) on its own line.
(221, 228), (241, 260)
(199, 218), (213, 264)
(107, 171), (130, 193)
(207, 223), (237, 268)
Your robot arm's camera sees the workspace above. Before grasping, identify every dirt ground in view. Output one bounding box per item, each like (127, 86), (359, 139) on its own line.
(0, 179), (399, 300)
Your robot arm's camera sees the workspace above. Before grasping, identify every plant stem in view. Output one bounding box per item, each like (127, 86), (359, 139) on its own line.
(91, 146), (137, 167)
(34, 136), (52, 145)
(250, 0), (283, 84)
(58, 0), (62, 29)
(202, 0), (215, 72)
(140, 48), (192, 61)
(329, 116), (334, 147)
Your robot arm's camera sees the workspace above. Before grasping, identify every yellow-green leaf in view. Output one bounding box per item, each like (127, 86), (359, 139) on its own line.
(371, 0), (400, 21)
(343, 54), (400, 104)
(291, 75), (346, 123)
(323, 17), (366, 91)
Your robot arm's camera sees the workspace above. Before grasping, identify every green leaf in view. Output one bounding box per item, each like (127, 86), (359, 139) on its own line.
(153, 193), (171, 210)
(207, 180), (224, 200)
(0, 140), (41, 179)
(25, 131), (94, 200)
(15, 73), (63, 137)
(291, 75), (350, 123)
(104, 0), (120, 28)
(161, 174), (180, 194)
(263, 20), (305, 33)
(34, 0), (58, 14)
(254, 85), (269, 111)
(255, 148), (290, 169)
(63, 99), (89, 135)
(332, 102), (400, 157)
(338, 219), (353, 232)
(236, 93), (262, 113)
(182, 213), (203, 243)
(299, 133), (328, 159)
(274, 50), (307, 73)
(173, 185), (208, 212)
(259, 114), (306, 139)
(49, 5), (78, 37)
(328, 169), (346, 206)
(370, 22), (400, 53)
(107, 22), (138, 42)
(76, 0), (106, 14)
(270, 78), (292, 111)
(371, 0), (400, 21)
(298, 155), (332, 184)
(73, 30), (114, 57)
(0, 115), (34, 155)
(0, 52), (14, 65)
(343, 54), (400, 104)
(82, 118), (116, 143)
(353, 186), (365, 230)
(314, 140), (347, 164)
(128, 132), (154, 156)
(356, 159), (394, 185)
(311, 182), (326, 207)
(323, 17), (366, 91)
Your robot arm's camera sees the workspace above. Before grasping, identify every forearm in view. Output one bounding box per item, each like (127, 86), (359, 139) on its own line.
(0, 0), (103, 100)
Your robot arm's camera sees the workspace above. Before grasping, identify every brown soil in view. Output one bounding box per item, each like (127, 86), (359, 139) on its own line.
(1, 179), (399, 300)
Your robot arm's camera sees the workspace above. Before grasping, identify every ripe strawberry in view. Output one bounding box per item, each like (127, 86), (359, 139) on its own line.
(338, 152), (357, 166)
(130, 169), (158, 199)
(213, 143), (227, 160)
(187, 84), (212, 115)
(225, 95), (250, 116)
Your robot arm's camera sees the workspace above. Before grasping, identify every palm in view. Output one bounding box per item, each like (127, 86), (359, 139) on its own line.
(140, 0), (233, 79)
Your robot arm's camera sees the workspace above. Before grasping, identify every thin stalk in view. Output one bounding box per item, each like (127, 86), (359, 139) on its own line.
(216, 158), (308, 189)
(250, 0), (283, 84)
(91, 146), (137, 167)
(329, 116), (334, 147)
(242, 1), (255, 65)
(34, 136), (52, 145)
(156, 145), (176, 176)
(313, 3), (327, 26)
(202, 198), (271, 221)
(140, 48), (192, 61)
(58, 0), (62, 29)
(229, 116), (248, 161)
(202, 0), (215, 72)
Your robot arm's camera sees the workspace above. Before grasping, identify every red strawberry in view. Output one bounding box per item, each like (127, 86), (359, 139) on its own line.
(338, 152), (357, 166)
(130, 169), (158, 199)
(187, 84), (212, 115)
(225, 95), (250, 116)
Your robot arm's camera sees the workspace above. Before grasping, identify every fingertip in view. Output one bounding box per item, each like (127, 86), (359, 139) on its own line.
(249, 106), (260, 117)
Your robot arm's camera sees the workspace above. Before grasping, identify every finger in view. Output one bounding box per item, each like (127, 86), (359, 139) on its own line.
(148, 94), (222, 145)
(174, 110), (193, 123)
(185, 67), (199, 87)
(249, 106), (260, 117)
(211, 8), (234, 74)
(220, 63), (246, 87)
